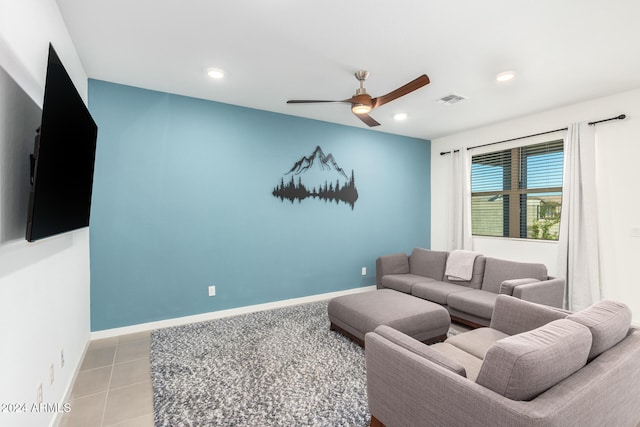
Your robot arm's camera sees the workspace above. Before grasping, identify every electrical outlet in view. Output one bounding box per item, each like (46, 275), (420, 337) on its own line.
(37, 383), (43, 404)
(60, 349), (64, 368)
(361, 267), (367, 276)
(208, 285), (216, 297)
(50, 363), (55, 384)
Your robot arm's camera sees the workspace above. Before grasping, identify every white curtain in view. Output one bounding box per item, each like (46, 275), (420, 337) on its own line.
(447, 148), (473, 251)
(557, 122), (601, 311)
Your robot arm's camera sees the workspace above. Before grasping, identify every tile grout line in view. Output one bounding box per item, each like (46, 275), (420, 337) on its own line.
(109, 412), (154, 427)
(99, 344), (118, 427)
(102, 335), (153, 426)
(61, 333), (154, 426)
(112, 355), (150, 367)
(108, 378), (152, 392)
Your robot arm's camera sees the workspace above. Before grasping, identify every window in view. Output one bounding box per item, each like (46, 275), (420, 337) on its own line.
(470, 140), (563, 240)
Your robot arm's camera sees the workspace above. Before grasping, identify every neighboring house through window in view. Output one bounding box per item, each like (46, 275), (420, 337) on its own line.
(470, 140), (563, 240)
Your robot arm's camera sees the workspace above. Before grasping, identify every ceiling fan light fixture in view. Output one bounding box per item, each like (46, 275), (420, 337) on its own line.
(352, 104), (372, 115)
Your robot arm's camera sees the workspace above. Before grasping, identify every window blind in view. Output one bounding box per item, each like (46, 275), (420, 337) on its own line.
(471, 140), (563, 240)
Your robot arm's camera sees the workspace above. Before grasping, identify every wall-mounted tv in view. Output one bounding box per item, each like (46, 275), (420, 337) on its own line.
(26, 44), (98, 242)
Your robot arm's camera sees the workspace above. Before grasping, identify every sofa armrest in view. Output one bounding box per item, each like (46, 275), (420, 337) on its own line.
(490, 295), (568, 336)
(499, 278), (541, 295)
(513, 277), (565, 308)
(372, 326), (466, 376)
(375, 253), (409, 288)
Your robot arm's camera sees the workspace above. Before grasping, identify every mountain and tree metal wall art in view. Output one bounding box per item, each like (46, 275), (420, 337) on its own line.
(272, 146), (358, 209)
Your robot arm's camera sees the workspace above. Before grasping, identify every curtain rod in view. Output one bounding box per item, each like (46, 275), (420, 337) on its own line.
(439, 114), (626, 156)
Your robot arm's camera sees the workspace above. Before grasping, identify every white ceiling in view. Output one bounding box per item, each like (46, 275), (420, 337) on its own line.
(56, 0), (640, 140)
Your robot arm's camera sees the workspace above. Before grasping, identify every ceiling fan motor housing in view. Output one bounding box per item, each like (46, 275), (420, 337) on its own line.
(352, 93), (372, 107)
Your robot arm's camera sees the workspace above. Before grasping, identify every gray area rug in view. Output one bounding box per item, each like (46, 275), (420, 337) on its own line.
(151, 301), (369, 426)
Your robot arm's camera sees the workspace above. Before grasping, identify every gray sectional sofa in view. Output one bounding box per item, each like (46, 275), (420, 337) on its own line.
(376, 248), (565, 327)
(365, 295), (640, 427)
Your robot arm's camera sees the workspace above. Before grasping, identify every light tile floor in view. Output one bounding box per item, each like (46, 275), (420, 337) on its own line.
(59, 331), (154, 427)
(59, 322), (473, 427)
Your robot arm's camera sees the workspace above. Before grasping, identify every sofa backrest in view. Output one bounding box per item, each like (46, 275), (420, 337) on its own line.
(490, 295), (568, 336)
(476, 319), (592, 401)
(408, 248), (449, 280)
(567, 300), (632, 360)
(481, 257), (548, 293)
(442, 256), (486, 289)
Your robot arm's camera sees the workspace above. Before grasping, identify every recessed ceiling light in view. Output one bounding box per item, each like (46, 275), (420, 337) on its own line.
(207, 68), (225, 79)
(393, 113), (408, 121)
(496, 71), (515, 82)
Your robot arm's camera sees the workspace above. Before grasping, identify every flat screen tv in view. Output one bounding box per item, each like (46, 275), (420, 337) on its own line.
(26, 44), (98, 242)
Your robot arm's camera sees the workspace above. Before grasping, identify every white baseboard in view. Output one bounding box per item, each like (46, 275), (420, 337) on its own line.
(91, 285), (377, 340)
(50, 339), (91, 427)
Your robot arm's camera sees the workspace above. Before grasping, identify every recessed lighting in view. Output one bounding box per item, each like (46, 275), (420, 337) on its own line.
(207, 68), (225, 79)
(393, 113), (408, 121)
(496, 71), (515, 82)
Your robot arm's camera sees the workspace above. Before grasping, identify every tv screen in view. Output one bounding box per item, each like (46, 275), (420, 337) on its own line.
(26, 44), (98, 242)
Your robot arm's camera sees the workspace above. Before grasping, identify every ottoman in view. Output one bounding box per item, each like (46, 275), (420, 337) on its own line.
(328, 289), (450, 346)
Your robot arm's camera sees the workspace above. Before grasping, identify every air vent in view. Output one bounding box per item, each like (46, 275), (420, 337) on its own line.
(435, 93), (468, 105)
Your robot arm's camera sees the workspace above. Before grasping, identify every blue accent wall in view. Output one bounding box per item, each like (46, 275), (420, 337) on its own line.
(88, 80), (430, 331)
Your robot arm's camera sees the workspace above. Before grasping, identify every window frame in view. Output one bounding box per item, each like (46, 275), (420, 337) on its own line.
(470, 138), (564, 241)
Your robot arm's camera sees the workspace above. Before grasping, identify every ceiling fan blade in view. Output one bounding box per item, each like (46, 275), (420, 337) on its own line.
(287, 99), (351, 104)
(354, 112), (381, 127)
(372, 74), (430, 109)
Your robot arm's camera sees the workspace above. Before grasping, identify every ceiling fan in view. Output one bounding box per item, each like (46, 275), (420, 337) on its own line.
(287, 70), (430, 127)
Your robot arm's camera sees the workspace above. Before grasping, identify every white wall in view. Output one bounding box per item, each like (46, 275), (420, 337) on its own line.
(0, 1), (91, 426)
(431, 88), (640, 322)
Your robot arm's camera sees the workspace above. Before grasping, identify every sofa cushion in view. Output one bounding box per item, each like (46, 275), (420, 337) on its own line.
(481, 258), (548, 294)
(476, 319), (591, 401)
(381, 274), (436, 294)
(411, 281), (472, 305)
(409, 248), (448, 280)
(445, 327), (509, 360)
(567, 300), (632, 360)
(373, 326), (466, 377)
(447, 289), (498, 321)
(377, 253), (410, 275)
